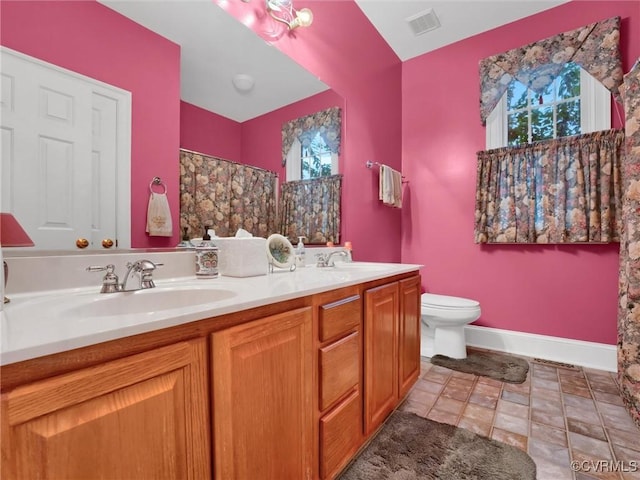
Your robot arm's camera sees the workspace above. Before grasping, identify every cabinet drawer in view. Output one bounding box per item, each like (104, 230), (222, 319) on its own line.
(320, 389), (362, 480)
(319, 295), (361, 342)
(319, 331), (360, 411)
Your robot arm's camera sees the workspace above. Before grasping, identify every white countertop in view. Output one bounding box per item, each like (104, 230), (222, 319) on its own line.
(1, 262), (421, 365)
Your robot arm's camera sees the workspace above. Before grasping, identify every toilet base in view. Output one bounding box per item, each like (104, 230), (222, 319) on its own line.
(434, 325), (467, 359)
(421, 323), (468, 359)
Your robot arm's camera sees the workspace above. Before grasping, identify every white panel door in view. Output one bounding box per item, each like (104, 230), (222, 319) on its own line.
(91, 92), (119, 248)
(0, 47), (131, 250)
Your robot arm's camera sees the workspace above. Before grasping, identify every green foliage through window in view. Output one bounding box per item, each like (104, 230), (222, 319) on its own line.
(301, 132), (332, 180)
(507, 62), (581, 146)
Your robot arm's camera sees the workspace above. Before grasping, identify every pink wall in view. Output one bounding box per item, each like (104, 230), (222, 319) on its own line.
(218, 0), (404, 262)
(180, 101), (242, 161)
(0, 0), (181, 248)
(401, 1), (640, 345)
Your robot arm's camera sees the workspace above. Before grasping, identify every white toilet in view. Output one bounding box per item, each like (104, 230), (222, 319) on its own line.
(420, 293), (481, 359)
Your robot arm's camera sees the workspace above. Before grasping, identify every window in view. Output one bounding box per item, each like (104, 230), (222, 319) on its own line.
(300, 132), (333, 179)
(285, 133), (339, 181)
(486, 63), (611, 149)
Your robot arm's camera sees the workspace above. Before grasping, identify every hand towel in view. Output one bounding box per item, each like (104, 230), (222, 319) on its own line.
(391, 168), (403, 208)
(146, 192), (173, 236)
(379, 164), (403, 208)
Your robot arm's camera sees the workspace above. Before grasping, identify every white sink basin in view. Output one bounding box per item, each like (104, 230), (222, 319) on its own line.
(65, 286), (237, 317)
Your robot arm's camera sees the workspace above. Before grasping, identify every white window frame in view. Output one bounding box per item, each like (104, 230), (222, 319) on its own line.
(285, 136), (339, 181)
(486, 67), (611, 149)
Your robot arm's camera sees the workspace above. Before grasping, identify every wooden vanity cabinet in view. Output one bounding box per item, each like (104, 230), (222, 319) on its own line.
(0, 271), (421, 480)
(316, 291), (363, 480)
(0, 339), (210, 480)
(363, 275), (421, 435)
(211, 306), (314, 480)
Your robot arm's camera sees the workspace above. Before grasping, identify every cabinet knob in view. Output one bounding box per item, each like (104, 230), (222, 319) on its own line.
(76, 238), (89, 249)
(102, 238), (114, 249)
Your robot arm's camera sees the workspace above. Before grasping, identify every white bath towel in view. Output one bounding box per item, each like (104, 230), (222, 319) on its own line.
(146, 192), (173, 236)
(379, 164), (403, 208)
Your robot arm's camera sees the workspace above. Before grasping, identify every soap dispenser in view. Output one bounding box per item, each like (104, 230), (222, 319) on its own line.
(295, 236), (306, 267)
(177, 227), (194, 249)
(195, 226), (218, 278)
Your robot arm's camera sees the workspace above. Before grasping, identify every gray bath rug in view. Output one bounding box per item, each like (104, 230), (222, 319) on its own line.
(338, 410), (536, 480)
(430, 351), (529, 383)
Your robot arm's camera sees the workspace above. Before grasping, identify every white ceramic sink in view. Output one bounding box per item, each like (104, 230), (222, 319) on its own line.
(65, 287), (237, 317)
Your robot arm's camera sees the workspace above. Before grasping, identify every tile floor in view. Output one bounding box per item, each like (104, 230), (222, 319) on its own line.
(400, 349), (640, 480)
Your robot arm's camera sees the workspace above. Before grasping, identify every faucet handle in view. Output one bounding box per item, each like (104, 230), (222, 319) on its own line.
(86, 264), (121, 293)
(131, 260), (163, 289)
(315, 253), (329, 268)
(127, 260), (163, 271)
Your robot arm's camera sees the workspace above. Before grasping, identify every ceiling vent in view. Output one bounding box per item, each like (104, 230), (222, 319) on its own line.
(406, 8), (441, 36)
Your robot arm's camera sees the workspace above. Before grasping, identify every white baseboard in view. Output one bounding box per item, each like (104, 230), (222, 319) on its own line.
(464, 325), (617, 372)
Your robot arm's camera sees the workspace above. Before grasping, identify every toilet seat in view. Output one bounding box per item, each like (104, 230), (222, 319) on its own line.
(421, 293), (479, 309)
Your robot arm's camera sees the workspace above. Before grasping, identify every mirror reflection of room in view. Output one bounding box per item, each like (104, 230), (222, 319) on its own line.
(0, 0), (344, 251)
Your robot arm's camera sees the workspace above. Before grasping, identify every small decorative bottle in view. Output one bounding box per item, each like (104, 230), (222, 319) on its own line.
(195, 226), (218, 279)
(295, 236), (306, 267)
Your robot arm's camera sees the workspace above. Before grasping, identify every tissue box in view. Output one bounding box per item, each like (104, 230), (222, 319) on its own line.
(215, 237), (268, 277)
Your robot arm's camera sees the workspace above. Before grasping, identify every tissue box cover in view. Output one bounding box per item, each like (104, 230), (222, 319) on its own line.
(215, 237), (268, 277)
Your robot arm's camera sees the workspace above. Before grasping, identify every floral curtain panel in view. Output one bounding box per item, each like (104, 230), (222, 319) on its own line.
(279, 174), (342, 244)
(281, 106), (341, 165)
(475, 129), (625, 243)
(180, 149), (277, 238)
(618, 60), (640, 428)
(479, 16), (622, 125)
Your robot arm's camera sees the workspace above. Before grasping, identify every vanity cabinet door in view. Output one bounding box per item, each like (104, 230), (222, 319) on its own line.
(398, 275), (421, 398)
(212, 306), (314, 480)
(364, 281), (399, 435)
(0, 339), (210, 480)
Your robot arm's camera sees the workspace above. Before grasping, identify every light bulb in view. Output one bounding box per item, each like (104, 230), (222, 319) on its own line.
(294, 7), (313, 28)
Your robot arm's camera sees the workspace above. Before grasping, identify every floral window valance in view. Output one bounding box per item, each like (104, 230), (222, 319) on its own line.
(479, 16), (623, 125)
(282, 106), (341, 166)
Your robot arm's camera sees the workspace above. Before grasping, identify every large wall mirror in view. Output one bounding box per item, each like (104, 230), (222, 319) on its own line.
(0, 0), (343, 251)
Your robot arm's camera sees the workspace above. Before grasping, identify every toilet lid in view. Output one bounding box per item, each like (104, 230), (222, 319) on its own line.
(421, 293), (479, 309)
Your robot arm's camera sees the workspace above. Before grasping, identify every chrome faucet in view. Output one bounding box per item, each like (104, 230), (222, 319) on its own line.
(315, 249), (352, 267)
(122, 260), (162, 291)
(87, 260), (163, 293)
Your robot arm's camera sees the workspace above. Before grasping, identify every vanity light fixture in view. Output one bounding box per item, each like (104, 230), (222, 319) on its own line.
(0, 213), (35, 303)
(266, 0), (313, 30)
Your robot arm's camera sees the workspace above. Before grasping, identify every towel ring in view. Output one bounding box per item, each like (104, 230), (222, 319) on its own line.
(149, 176), (167, 194)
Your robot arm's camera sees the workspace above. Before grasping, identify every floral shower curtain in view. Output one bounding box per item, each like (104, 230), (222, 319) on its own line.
(179, 149), (277, 238)
(475, 129), (625, 243)
(279, 174), (342, 244)
(618, 60), (640, 428)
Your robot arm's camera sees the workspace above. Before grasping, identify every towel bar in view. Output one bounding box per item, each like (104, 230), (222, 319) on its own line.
(365, 161), (408, 183)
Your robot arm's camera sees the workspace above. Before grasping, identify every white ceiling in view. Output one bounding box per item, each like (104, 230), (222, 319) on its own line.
(99, 0), (568, 122)
(355, 1), (568, 62)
